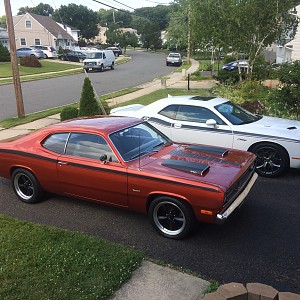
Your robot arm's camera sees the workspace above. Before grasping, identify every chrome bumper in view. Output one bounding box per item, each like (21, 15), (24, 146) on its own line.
(216, 172), (258, 224)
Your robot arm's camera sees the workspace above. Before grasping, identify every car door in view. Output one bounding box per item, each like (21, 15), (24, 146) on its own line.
(162, 104), (234, 148)
(57, 132), (128, 207)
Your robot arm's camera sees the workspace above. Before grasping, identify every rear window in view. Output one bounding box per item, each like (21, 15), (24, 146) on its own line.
(42, 133), (69, 154)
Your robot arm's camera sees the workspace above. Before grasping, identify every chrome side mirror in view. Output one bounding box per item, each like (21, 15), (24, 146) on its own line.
(206, 119), (218, 128)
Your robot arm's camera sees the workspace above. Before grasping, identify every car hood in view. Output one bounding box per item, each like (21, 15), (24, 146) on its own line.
(135, 144), (256, 191)
(236, 116), (300, 139)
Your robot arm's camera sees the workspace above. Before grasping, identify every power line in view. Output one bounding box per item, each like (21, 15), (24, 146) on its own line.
(110, 0), (135, 10)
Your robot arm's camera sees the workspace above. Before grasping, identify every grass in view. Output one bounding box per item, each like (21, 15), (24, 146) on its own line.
(0, 214), (143, 300)
(0, 88), (212, 129)
(111, 88), (213, 108)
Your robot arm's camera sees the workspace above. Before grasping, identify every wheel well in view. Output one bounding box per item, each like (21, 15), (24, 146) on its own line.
(146, 193), (193, 213)
(10, 166), (33, 177)
(248, 141), (290, 164)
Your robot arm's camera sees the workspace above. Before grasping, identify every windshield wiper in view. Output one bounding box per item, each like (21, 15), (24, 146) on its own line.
(130, 151), (149, 160)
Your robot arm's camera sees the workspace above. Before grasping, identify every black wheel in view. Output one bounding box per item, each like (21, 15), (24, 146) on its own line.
(166, 62), (169, 66)
(12, 168), (44, 204)
(148, 196), (195, 239)
(111, 62), (114, 70)
(44, 54), (48, 59)
(100, 64), (104, 72)
(61, 56), (66, 61)
(250, 143), (289, 178)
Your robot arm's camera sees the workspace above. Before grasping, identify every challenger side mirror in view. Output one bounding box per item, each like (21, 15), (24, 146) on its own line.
(206, 119), (218, 128)
(100, 154), (108, 163)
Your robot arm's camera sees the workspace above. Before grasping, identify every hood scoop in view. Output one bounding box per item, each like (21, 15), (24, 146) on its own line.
(162, 159), (210, 176)
(187, 145), (229, 157)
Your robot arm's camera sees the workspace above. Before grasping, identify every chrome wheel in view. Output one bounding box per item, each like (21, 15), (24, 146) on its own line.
(153, 201), (186, 236)
(12, 169), (44, 203)
(13, 173), (34, 201)
(149, 197), (195, 239)
(251, 143), (289, 177)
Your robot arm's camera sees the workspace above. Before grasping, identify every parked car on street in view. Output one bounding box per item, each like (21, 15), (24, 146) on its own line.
(58, 51), (86, 62)
(30, 45), (57, 58)
(166, 52), (182, 66)
(16, 47), (45, 59)
(222, 60), (249, 71)
(110, 96), (300, 178)
(0, 116), (257, 239)
(106, 46), (122, 57)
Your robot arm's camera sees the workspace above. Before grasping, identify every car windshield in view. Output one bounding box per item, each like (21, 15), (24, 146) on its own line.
(109, 122), (171, 162)
(169, 53), (180, 57)
(215, 101), (261, 125)
(86, 52), (102, 59)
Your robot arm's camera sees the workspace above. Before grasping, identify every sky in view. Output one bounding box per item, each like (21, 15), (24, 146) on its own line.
(1, 0), (172, 16)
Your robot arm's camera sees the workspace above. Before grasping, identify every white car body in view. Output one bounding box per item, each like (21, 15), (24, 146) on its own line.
(111, 96), (300, 177)
(83, 50), (115, 72)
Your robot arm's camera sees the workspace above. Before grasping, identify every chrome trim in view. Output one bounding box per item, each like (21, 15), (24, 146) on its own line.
(216, 172), (258, 223)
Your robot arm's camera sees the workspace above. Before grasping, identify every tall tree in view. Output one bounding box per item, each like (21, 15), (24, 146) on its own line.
(0, 15), (6, 28)
(17, 3), (54, 16)
(98, 9), (132, 27)
(53, 4), (99, 39)
(188, 0), (299, 78)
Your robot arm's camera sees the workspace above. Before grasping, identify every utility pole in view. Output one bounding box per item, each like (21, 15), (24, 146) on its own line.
(4, 0), (25, 118)
(187, 4), (191, 64)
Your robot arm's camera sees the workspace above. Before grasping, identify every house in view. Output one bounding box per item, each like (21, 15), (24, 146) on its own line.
(90, 25), (108, 44)
(13, 12), (75, 50)
(275, 5), (300, 63)
(0, 27), (9, 50)
(57, 22), (80, 45)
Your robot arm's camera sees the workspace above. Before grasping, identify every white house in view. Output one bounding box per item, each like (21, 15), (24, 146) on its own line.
(276, 5), (300, 63)
(0, 27), (9, 50)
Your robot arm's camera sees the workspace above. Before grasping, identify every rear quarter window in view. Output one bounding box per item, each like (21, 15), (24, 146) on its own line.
(42, 133), (69, 154)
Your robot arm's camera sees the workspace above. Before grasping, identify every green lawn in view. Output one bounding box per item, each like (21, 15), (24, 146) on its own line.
(0, 60), (81, 78)
(0, 214), (143, 300)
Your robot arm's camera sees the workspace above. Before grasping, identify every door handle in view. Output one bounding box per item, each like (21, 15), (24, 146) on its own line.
(58, 161), (68, 165)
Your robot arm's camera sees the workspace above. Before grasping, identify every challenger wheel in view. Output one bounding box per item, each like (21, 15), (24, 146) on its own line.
(148, 196), (195, 239)
(250, 143), (289, 178)
(12, 168), (44, 204)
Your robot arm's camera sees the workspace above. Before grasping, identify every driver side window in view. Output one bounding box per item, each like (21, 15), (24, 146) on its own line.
(176, 105), (225, 124)
(65, 133), (119, 162)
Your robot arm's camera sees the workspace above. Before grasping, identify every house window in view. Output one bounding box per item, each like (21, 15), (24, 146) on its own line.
(26, 20), (32, 29)
(34, 38), (41, 45)
(20, 38), (26, 46)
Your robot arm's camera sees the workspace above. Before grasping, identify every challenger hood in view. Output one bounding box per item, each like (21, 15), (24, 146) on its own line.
(139, 144), (256, 190)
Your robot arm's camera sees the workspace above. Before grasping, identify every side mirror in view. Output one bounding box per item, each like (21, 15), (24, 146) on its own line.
(206, 119), (218, 128)
(100, 154), (108, 163)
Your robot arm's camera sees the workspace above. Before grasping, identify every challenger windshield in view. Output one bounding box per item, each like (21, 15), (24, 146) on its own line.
(215, 101), (262, 125)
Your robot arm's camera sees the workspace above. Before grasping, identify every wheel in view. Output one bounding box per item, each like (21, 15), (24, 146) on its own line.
(12, 168), (44, 204)
(84, 68), (89, 73)
(250, 143), (289, 178)
(148, 196), (195, 239)
(100, 64), (104, 72)
(166, 62), (169, 66)
(111, 62), (114, 70)
(44, 54), (48, 59)
(61, 56), (66, 61)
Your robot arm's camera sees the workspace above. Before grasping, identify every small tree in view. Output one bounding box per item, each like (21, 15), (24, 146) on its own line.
(0, 42), (10, 62)
(268, 61), (300, 119)
(78, 77), (101, 117)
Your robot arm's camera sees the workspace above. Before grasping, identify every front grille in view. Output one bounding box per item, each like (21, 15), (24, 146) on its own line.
(224, 162), (255, 207)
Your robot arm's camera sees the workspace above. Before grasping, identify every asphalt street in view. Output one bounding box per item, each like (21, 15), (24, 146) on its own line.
(0, 50), (171, 120)
(0, 169), (299, 293)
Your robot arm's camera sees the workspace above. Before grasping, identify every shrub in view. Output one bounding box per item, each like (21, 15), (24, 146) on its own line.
(19, 56), (42, 67)
(213, 70), (241, 85)
(60, 106), (79, 121)
(78, 77), (101, 117)
(0, 42), (10, 62)
(100, 98), (110, 114)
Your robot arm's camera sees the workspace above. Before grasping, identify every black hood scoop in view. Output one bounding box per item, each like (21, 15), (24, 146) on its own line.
(162, 159), (210, 176)
(187, 145), (229, 157)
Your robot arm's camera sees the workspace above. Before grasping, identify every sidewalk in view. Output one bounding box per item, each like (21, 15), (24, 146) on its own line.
(0, 58), (213, 299)
(0, 58), (217, 141)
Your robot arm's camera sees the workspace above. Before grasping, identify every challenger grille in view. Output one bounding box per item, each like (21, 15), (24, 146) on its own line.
(223, 162), (256, 207)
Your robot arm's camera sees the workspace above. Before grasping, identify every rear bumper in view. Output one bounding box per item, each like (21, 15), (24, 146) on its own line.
(215, 172), (258, 224)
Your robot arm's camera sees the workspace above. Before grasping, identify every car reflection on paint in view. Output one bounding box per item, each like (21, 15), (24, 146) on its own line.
(0, 116), (257, 239)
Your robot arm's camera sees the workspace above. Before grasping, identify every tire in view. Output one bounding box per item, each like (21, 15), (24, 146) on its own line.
(61, 56), (66, 61)
(148, 196), (196, 239)
(111, 62), (114, 70)
(250, 142), (289, 178)
(12, 168), (44, 204)
(166, 62), (169, 66)
(44, 54), (48, 59)
(100, 64), (104, 72)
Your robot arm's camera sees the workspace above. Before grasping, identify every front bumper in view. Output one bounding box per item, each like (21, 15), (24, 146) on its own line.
(215, 172), (258, 224)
